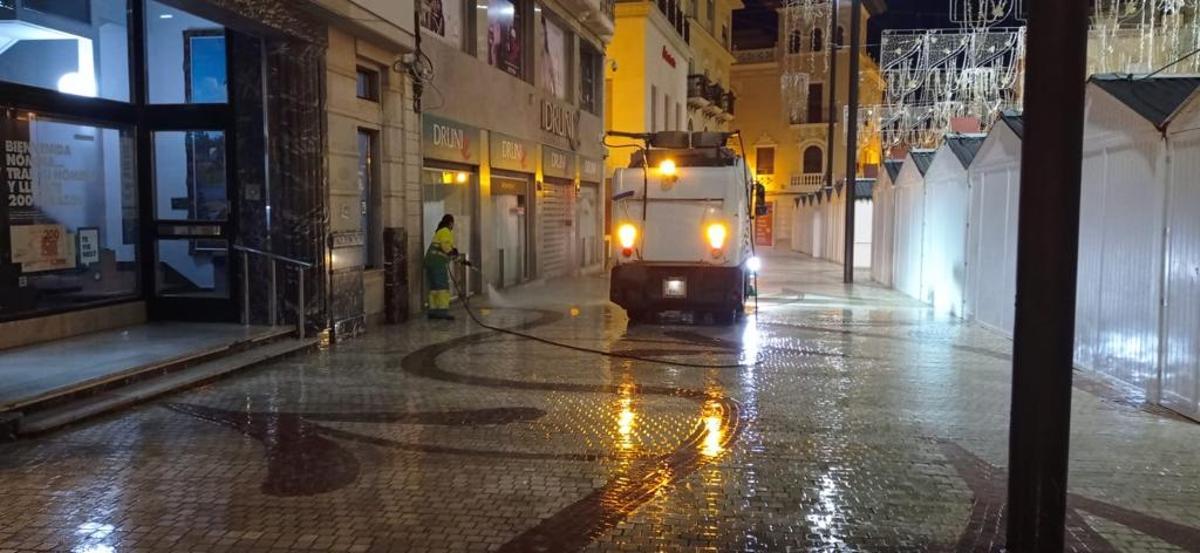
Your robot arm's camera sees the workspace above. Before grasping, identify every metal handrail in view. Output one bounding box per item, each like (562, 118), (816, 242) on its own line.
(232, 244), (314, 269)
(233, 244), (314, 339)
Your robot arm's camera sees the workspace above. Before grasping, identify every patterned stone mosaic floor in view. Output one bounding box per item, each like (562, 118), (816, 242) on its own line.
(0, 252), (1197, 552)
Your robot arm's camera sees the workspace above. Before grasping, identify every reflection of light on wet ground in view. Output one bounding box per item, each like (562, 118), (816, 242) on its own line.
(806, 472), (847, 547)
(73, 523), (116, 553)
(740, 321), (762, 366)
(617, 398), (635, 449)
(702, 401), (724, 458)
(73, 546), (115, 553)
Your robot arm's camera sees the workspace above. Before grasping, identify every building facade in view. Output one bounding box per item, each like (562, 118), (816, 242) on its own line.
(605, 0), (738, 172)
(729, 0), (884, 249)
(416, 0), (611, 297)
(0, 0), (423, 349)
(686, 0), (741, 133)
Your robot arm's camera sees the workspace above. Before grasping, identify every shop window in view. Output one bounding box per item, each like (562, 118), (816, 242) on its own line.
(421, 0), (465, 50)
(357, 129), (381, 269)
(356, 66), (380, 102)
(422, 168), (475, 289)
(146, 0), (228, 104)
(486, 0), (525, 79)
(0, 0), (130, 101)
(0, 109), (139, 318)
(539, 12), (570, 100)
(580, 45), (601, 114)
(756, 146), (775, 175)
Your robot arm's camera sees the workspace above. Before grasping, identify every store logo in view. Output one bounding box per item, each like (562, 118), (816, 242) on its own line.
(548, 151), (568, 170)
(432, 123), (472, 160)
(541, 101), (579, 142)
(661, 46), (677, 68)
(501, 140), (528, 168)
(583, 158), (599, 177)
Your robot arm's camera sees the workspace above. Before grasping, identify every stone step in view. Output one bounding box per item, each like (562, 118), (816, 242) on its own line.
(13, 337), (318, 437)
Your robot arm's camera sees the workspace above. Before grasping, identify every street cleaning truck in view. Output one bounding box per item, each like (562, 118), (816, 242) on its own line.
(608, 131), (761, 324)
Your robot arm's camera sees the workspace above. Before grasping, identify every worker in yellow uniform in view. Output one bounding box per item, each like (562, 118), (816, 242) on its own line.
(424, 214), (459, 320)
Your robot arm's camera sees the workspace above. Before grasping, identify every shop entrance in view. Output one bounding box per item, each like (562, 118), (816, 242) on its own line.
(491, 176), (530, 289)
(142, 5), (241, 322)
(422, 166), (478, 295)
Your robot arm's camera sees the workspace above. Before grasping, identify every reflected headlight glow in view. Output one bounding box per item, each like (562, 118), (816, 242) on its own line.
(617, 223), (638, 249)
(706, 223), (728, 250)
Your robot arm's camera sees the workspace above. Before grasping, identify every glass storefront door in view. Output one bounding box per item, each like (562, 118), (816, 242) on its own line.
(142, 5), (238, 322)
(146, 127), (235, 320)
(491, 176), (529, 288)
(422, 167), (476, 295)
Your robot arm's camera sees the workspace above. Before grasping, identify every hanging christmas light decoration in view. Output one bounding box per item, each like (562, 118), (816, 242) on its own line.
(779, 0), (831, 125)
(863, 0), (1200, 151)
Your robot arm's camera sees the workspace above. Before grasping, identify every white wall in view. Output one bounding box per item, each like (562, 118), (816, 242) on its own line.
(1162, 125), (1200, 418)
(965, 124), (1021, 336)
(871, 169), (895, 286)
(642, 18), (688, 132)
(892, 156), (927, 301)
(853, 199), (872, 268)
(922, 148), (971, 316)
(1075, 87), (1167, 392)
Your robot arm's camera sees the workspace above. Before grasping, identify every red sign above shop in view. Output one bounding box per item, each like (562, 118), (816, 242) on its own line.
(754, 201), (774, 247)
(661, 46), (676, 68)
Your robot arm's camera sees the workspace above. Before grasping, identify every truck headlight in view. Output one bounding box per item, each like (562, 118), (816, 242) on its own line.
(747, 256), (762, 273)
(617, 223), (638, 256)
(706, 223), (728, 250)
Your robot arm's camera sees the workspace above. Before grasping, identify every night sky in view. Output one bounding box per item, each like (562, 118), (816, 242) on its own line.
(733, 0), (958, 57)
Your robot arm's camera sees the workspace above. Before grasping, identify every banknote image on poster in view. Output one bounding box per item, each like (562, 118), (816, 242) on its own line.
(11, 224), (76, 273)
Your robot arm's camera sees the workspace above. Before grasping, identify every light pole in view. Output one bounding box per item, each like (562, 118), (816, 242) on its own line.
(1006, 0), (1089, 550)
(842, 0), (861, 283)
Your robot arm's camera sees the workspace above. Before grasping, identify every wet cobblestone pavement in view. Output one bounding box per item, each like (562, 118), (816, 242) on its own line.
(2, 252), (1199, 552)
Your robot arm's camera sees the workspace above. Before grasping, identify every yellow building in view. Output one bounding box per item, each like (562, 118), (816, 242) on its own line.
(730, 0), (885, 248)
(604, 0), (741, 173)
(687, 0), (743, 133)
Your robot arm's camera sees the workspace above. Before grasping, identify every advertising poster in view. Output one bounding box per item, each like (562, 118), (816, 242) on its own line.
(488, 0), (522, 77)
(541, 15), (567, 99)
(3, 112), (33, 220)
(78, 227), (99, 266)
(754, 201), (775, 247)
(421, 0), (462, 48)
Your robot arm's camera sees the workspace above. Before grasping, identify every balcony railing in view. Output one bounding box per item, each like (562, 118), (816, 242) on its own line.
(654, 0), (689, 41)
(734, 48), (776, 64)
(791, 174), (824, 192)
(602, 0), (615, 20)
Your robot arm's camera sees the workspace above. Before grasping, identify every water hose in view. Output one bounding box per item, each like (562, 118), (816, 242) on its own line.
(447, 262), (757, 369)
